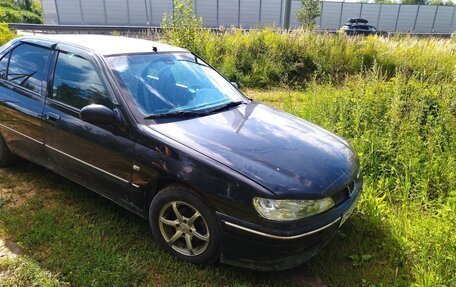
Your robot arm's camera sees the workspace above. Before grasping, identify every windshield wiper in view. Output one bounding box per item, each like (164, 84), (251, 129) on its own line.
(207, 101), (245, 114)
(144, 101), (246, 119)
(144, 110), (208, 119)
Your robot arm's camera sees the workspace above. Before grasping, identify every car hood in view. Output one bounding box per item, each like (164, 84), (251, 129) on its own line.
(148, 102), (358, 199)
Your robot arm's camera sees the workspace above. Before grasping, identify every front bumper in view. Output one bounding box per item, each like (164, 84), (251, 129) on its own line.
(216, 177), (362, 271)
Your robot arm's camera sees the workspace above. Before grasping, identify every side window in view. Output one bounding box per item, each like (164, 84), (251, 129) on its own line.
(7, 44), (50, 93)
(52, 52), (112, 110)
(0, 52), (9, 79)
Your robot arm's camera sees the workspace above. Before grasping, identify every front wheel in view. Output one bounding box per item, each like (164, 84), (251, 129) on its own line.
(149, 185), (221, 264)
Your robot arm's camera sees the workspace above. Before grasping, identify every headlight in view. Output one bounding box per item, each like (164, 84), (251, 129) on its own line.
(252, 197), (335, 221)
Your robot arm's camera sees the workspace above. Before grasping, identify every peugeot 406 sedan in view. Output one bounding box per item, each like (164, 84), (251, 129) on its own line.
(0, 35), (362, 271)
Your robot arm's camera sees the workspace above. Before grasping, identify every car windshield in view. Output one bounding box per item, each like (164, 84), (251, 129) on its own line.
(106, 53), (246, 117)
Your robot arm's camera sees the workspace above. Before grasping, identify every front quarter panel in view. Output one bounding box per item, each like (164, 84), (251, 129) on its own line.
(133, 124), (275, 222)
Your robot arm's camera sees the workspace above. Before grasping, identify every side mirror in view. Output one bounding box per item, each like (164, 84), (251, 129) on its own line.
(231, 82), (239, 89)
(80, 104), (117, 126)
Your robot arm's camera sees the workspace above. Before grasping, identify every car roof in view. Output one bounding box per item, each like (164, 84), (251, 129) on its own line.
(19, 34), (188, 56)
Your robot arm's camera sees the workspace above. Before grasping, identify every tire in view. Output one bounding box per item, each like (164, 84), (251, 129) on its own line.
(149, 185), (221, 264)
(0, 133), (17, 167)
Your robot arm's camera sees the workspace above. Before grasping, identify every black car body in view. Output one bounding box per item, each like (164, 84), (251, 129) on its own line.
(0, 35), (362, 271)
(340, 18), (386, 36)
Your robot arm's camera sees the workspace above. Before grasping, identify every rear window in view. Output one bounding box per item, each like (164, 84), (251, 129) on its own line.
(7, 44), (50, 94)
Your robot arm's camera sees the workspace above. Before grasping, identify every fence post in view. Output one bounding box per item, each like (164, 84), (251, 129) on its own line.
(338, 1), (345, 29)
(78, 0), (84, 24)
(216, 0), (219, 27)
(376, 4), (382, 29)
(430, 5), (439, 33)
(126, 0), (131, 25)
(53, 0), (61, 24)
(194, 0), (197, 17)
(450, 6), (455, 33)
(283, 0), (292, 29)
(149, 0), (155, 26)
(319, 1), (323, 28)
(394, 4), (401, 32)
(102, 0), (107, 24)
(259, 0), (262, 23)
(413, 4), (420, 32)
(144, 0), (149, 27)
(238, 0), (241, 27)
(279, 0), (283, 27)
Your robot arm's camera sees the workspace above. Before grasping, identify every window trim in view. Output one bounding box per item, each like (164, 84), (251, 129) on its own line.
(48, 49), (115, 112)
(0, 51), (11, 81)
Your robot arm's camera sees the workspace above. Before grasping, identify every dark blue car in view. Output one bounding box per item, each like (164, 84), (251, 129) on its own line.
(0, 35), (362, 270)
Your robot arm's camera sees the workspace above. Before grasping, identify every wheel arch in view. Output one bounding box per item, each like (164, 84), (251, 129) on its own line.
(143, 177), (209, 217)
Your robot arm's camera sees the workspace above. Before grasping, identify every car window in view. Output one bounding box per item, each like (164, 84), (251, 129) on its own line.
(7, 44), (50, 94)
(107, 53), (245, 116)
(52, 52), (112, 110)
(0, 52), (9, 80)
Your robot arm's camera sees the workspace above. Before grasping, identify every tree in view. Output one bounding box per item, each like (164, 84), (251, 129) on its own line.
(161, 0), (203, 53)
(296, 0), (321, 29)
(401, 0), (426, 4)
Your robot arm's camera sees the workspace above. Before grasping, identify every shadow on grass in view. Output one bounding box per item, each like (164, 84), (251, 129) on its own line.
(0, 162), (411, 286)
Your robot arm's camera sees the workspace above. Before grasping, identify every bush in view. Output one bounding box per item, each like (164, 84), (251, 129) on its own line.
(161, 0), (203, 53)
(0, 22), (15, 45)
(0, 0), (42, 24)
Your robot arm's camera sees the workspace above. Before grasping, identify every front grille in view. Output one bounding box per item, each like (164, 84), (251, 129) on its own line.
(331, 180), (355, 206)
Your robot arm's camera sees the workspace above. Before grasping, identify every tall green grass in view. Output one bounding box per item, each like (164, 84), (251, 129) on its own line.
(191, 29), (455, 88)
(250, 69), (455, 286)
(189, 27), (455, 286)
(167, 28), (456, 285)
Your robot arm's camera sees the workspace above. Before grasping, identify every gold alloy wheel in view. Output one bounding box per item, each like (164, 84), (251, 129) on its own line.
(158, 201), (210, 256)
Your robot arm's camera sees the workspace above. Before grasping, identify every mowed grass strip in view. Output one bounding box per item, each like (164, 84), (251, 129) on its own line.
(0, 69), (454, 286)
(0, 163), (306, 287)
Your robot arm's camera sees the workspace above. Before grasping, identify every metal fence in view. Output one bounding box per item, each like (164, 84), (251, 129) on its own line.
(41, 0), (456, 33)
(318, 2), (456, 33)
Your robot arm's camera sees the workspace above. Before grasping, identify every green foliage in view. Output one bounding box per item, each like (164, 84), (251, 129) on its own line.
(189, 29), (456, 88)
(0, 22), (15, 45)
(0, 26), (454, 286)
(296, 0), (321, 29)
(161, 0), (203, 53)
(250, 71), (455, 286)
(0, 0), (43, 24)
(0, 70), (454, 286)
(398, 0), (426, 4)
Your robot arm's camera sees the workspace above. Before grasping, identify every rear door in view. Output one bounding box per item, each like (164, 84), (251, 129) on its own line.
(0, 42), (52, 166)
(42, 44), (140, 213)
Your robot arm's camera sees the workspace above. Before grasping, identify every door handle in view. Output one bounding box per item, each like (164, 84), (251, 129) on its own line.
(45, 112), (60, 123)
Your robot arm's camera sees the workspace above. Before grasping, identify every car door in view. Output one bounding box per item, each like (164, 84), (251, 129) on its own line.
(42, 44), (140, 213)
(0, 42), (52, 166)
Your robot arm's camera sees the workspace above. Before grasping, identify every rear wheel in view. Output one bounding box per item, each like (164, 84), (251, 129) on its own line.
(0, 133), (17, 167)
(149, 185), (220, 264)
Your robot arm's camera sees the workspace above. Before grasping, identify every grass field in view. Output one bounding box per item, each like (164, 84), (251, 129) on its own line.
(0, 27), (455, 286)
(0, 72), (454, 286)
